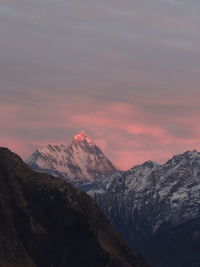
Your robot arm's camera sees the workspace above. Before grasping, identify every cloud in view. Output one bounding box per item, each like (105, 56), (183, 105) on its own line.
(1, 0), (200, 169)
(1, 91), (200, 169)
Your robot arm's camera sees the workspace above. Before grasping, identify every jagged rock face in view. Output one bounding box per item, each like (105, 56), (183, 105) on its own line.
(86, 151), (200, 264)
(26, 132), (118, 182)
(0, 147), (148, 267)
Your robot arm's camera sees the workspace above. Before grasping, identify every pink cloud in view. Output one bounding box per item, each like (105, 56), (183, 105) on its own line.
(1, 0), (200, 172)
(1, 93), (200, 170)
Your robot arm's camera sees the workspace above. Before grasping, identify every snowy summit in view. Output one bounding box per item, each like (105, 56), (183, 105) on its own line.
(26, 132), (118, 182)
(73, 131), (93, 144)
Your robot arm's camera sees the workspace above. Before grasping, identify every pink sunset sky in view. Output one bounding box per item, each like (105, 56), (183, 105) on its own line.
(1, 0), (200, 169)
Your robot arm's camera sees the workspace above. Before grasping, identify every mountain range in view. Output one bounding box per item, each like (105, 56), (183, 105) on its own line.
(26, 132), (200, 266)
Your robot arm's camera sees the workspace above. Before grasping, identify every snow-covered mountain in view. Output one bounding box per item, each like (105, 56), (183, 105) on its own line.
(84, 150), (200, 265)
(27, 135), (200, 265)
(26, 131), (118, 182)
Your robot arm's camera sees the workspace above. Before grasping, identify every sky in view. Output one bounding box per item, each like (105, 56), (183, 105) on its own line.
(1, 0), (200, 169)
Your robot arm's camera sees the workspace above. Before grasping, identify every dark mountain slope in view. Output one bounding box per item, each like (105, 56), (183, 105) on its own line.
(147, 217), (200, 267)
(0, 147), (148, 267)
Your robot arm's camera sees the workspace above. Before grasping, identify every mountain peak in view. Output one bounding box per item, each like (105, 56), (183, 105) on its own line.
(26, 131), (118, 182)
(73, 131), (93, 144)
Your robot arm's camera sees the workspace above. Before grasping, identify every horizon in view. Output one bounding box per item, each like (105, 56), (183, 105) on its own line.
(11, 130), (200, 171)
(1, 0), (200, 169)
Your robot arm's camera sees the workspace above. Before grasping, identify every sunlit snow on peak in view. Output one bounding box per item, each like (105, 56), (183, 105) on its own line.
(73, 131), (93, 144)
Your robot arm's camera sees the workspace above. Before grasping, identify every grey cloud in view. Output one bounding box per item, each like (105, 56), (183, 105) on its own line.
(1, 0), (200, 167)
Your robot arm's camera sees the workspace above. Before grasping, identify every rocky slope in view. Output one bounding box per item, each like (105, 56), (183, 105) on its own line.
(26, 131), (117, 182)
(85, 150), (200, 265)
(0, 147), (148, 267)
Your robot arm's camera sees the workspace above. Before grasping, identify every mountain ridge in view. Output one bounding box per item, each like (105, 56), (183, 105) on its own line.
(85, 149), (200, 266)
